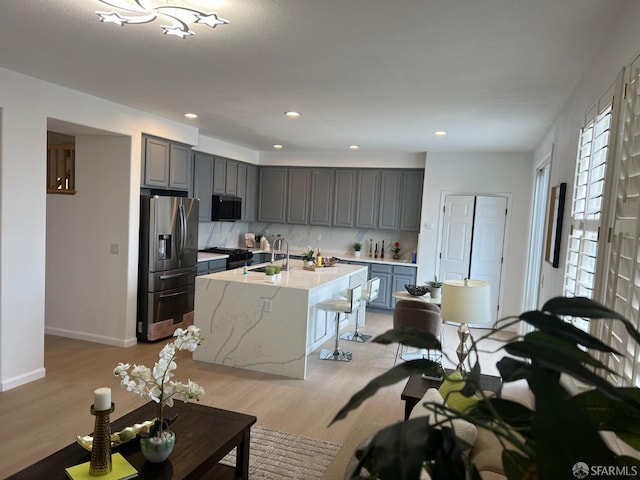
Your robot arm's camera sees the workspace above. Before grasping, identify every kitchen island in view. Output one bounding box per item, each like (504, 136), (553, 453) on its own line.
(194, 263), (368, 379)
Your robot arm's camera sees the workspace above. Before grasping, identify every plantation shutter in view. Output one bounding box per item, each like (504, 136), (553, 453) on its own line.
(563, 86), (616, 331)
(603, 68), (640, 387)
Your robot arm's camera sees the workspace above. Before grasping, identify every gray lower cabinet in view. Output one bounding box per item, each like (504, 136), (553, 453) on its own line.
(287, 168), (310, 224)
(193, 152), (214, 221)
(368, 264), (392, 309)
(253, 253), (271, 264)
(391, 265), (418, 308)
(355, 170), (380, 229)
(258, 167), (288, 223)
(142, 136), (192, 191)
(334, 169), (357, 227)
(310, 169), (334, 226)
(378, 170), (402, 230)
(368, 263), (417, 309)
(400, 170), (424, 232)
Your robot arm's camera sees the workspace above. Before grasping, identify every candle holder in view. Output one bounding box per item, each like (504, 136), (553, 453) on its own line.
(89, 402), (115, 476)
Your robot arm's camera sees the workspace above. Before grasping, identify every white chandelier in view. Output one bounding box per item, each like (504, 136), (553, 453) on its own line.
(96, 1), (229, 39)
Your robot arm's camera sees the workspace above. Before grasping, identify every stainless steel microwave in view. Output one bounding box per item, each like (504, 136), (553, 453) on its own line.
(211, 195), (241, 221)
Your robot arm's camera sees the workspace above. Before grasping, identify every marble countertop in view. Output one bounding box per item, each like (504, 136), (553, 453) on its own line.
(197, 262), (367, 290)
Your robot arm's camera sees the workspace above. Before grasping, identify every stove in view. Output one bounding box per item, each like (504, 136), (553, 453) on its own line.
(199, 247), (253, 270)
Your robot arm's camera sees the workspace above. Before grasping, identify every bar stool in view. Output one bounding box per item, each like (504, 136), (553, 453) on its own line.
(341, 277), (380, 343)
(317, 284), (362, 362)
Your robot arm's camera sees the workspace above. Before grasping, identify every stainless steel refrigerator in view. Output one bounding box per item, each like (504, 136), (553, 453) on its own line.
(137, 196), (199, 342)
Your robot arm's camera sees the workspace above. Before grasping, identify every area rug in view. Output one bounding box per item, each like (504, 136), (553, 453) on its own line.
(220, 426), (342, 480)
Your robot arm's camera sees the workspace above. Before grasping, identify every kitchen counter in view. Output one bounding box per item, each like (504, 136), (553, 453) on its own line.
(194, 263), (368, 379)
(249, 248), (417, 268)
(197, 252), (228, 262)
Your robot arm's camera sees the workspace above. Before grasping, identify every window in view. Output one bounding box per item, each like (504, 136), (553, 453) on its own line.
(563, 87), (615, 331)
(47, 144), (76, 194)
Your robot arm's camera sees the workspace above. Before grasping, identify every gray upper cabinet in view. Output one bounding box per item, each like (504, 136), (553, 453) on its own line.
(309, 169), (334, 226)
(355, 170), (380, 229)
(142, 136), (191, 191)
(258, 167), (288, 223)
(245, 165), (257, 222)
(378, 170), (402, 230)
(237, 163), (247, 220)
(333, 169), (356, 227)
(287, 168), (310, 224)
(193, 152), (214, 221)
(168, 143), (191, 190)
(225, 161), (238, 195)
(400, 170), (424, 232)
(213, 158), (226, 195)
(143, 136), (170, 188)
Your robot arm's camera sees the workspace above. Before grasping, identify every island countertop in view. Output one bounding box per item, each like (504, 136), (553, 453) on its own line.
(199, 262), (366, 290)
(194, 262), (368, 379)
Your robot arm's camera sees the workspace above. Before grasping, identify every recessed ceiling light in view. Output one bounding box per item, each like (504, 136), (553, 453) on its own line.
(273, 144), (284, 149)
(434, 131), (447, 136)
(184, 113), (198, 119)
(285, 111), (301, 118)
(349, 145), (359, 150)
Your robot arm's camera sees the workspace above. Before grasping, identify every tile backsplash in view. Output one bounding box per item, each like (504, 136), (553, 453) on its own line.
(199, 221), (419, 261)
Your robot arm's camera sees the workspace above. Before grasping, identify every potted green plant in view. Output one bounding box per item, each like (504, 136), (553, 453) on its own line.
(428, 276), (442, 298)
(264, 265), (277, 283)
(353, 242), (362, 257)
(302, 246), (315, 266)
(391, 242), (401, 260)
(332, 296), (640, 479)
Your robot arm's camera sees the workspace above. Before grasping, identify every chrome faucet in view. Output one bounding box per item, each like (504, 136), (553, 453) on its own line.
(271, 236), (290, 271)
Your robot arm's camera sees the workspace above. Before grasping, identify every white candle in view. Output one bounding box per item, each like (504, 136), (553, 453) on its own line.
(94, 387), (111, 411)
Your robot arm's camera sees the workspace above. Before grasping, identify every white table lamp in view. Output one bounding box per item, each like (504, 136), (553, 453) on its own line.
(440, 279), (492, 371)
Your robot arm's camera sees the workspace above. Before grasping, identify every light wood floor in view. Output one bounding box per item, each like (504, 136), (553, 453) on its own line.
(0, 311), (511, 478)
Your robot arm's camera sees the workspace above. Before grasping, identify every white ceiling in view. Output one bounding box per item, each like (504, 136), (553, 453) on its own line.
(0, 0), (628, 153)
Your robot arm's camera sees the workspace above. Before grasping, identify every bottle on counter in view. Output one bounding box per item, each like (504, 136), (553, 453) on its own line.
(381, 240), (385, 259)
(369, 239), (373, 257)
(316, 248), (323, 267)
(411, 251), (417, 264)
(374, 242), (378, 259)
(243, 262), (248, 276)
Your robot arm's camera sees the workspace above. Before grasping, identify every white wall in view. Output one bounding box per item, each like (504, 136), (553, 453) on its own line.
(46, 135), (137, 346)
(0, 67), (199, 390)
(418, 152), (534, 320)
(534, 1), (640, 304)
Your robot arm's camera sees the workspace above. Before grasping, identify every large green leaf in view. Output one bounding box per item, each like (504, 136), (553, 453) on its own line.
(572, 388), (640, 450)
(470, 398), (534, 437)
(519, 310), (620, 354)
(331, 359), (437, 424)
(372, 328), (441, 351)
(528, 367), (619, 479)
(542, 296), (640, 346)
(496, 357), (531, 383)
(503, 341), (640, 412)
(522, 331), (615, 374)
(502, 449), (532, 480)
(352, 418), (431, 480)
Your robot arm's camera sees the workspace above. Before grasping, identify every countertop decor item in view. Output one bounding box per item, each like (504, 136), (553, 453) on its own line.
(113, 325), (205, 463)
(353, 242), (362, 257)
(89, 388), (115, 476)
(404, 284), (429, 297)
(391, 242), (401, 259)
(428, 275), (443, 298)
(302, 245), (315, 262)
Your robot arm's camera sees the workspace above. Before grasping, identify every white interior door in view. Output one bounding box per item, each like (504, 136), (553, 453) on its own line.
(469, 196), (507, 325)
(439, 195), (474, 281)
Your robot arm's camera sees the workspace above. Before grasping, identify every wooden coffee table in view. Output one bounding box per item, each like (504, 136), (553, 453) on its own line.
(7, 401), (257, 480)
(401, 369), (502, 420)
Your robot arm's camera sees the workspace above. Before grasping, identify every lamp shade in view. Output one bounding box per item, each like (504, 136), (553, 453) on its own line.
(440, 279), (492, 326)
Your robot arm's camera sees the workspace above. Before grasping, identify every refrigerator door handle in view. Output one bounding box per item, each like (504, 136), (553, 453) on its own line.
(177, 203), (186, 261)
(159, 272), (193, 280)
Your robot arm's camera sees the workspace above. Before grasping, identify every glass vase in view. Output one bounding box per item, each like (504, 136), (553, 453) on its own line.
(140, 429), (175, 463)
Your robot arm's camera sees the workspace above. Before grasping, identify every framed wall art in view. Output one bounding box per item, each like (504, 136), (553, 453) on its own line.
(545, 182), (567, 268)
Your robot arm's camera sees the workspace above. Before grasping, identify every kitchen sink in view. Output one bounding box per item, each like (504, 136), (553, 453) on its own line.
(249, 266), (268, 273)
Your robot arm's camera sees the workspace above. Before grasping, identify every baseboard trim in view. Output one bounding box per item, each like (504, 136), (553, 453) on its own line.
(1, 367), (46, 392)
(45, 326), (137, 348)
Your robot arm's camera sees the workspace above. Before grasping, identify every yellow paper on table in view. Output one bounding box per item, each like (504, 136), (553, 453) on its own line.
(65, 453), (137, 480)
